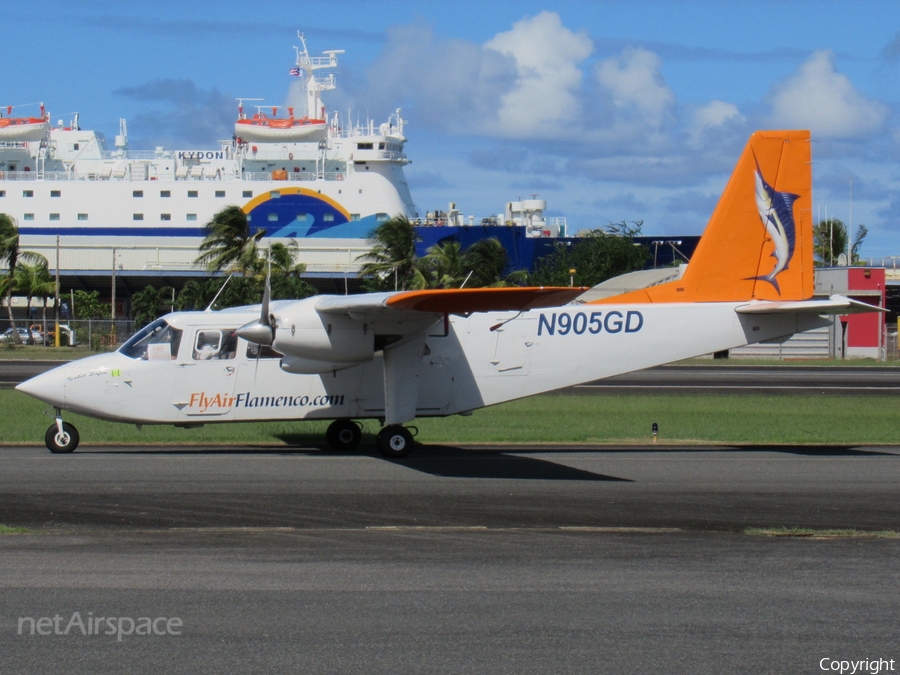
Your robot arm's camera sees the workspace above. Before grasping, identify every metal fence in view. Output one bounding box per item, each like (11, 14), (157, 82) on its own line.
(0, 318), (137, 350)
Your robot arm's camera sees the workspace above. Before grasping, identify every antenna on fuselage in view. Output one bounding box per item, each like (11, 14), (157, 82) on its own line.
(205, 273), (234, 312)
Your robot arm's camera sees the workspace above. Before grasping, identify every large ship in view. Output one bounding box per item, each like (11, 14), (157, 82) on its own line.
(0, 35), (421, 243)
(0, 34), (565, 290)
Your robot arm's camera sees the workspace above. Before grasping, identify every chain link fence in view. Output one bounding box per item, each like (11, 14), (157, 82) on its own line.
(0, 318), (137, 350)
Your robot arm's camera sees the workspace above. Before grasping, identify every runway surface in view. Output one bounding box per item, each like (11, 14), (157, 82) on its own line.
(1, 444), (898, 673)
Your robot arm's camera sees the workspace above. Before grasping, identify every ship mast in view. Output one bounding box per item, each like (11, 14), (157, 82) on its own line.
(294, 32), (343, 120)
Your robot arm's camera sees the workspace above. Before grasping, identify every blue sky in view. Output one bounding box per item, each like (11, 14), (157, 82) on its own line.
(6, 0), (900, 258)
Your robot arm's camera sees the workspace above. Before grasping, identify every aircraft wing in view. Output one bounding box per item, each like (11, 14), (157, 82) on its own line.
(735, 295), (885, 315)
(315, 287), (586, 319)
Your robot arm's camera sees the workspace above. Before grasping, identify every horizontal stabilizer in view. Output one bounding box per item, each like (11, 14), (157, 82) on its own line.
(735, 295), (885, 315)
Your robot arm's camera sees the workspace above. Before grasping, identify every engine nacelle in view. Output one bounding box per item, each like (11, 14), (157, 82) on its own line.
(271, 298), (374, 371)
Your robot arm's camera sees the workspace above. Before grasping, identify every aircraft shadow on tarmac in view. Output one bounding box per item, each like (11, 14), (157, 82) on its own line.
(80, 443), (630, 481)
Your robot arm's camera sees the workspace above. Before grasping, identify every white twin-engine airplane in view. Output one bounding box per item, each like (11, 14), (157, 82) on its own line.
(17, 130), (880, 457)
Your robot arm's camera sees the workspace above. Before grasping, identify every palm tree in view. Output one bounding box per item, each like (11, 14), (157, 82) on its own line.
(357, 215), (425, 291)
(421, 240), (465, 289)
(0, 213), (22, 339)
(196, 205), (266, 274)
(266, 240), (307, 278)
(460, 238), (526, 287)
(14, 256), (54, 330)
(813, 218), (868, 266)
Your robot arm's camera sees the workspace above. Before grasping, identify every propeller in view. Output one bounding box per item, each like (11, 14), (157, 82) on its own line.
(236, 274), (276, 347)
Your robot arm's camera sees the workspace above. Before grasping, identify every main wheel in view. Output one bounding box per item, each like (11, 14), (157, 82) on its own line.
(326, 419), (362, 451)
(45, 422), (79, 453)
(376, 425), (414, 459)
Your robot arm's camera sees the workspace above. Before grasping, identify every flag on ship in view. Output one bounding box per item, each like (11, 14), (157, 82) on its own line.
(289, 68), (301, 76)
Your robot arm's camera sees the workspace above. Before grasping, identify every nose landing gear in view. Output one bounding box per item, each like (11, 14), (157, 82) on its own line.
(45, 412), (79, 453)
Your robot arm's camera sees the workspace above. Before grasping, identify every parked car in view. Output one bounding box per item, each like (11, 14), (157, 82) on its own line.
(0, 326), (43, 345)
(40, 324), (77, 346)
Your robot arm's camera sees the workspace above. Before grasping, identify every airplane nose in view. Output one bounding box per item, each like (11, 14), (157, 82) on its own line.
(16, 368), (66, 408)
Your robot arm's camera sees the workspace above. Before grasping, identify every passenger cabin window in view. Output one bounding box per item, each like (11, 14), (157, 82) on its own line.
(77, 214), (88, 221)
(357, 142), (373, 150)
(193, 329), (237, 360)
(243, 190), (253, 198)
(133, 190), (143, 198)
(0, 191), (5, 198)
(23, 190), (33, 198)
(51, 190), (61, 197)
(49, 213), (60, 221)
(215, 190), (225, 198)
(160, 213), (171, 221)
(161, 190), (171, 198)
(188, 190), (198, 198)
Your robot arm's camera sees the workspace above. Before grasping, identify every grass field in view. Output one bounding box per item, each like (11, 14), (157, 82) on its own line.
(2, 389), (898, 447)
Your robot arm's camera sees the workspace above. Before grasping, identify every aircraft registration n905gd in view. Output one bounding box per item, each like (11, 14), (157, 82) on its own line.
(17, 130), (881, 457)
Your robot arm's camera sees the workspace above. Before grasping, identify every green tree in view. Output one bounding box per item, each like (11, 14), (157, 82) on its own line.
(130, 286), (175, 328)
(531, 221), (648, 288)
(14, 257), (55, 329)
(813, 218), (868, 266)
(460, 238), (528, 287)
(196, 205), (266, 274)
(73, 290), (111, 320)
(357, 215), (425, 291)
(419, 240), (466, 289)
(0, 213), (22, 338)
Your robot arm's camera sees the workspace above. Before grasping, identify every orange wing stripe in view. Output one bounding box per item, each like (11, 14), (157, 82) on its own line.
(386, 287), (586, 313)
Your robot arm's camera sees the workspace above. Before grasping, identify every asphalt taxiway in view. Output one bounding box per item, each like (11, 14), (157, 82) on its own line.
(1, 444), (898, 673)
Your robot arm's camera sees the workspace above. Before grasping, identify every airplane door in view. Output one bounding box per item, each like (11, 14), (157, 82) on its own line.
(173, 328), (240, 420)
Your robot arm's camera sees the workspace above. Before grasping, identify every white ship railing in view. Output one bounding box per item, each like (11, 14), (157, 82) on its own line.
(2, 243), (371, 275)
(1, 169), (349, 182)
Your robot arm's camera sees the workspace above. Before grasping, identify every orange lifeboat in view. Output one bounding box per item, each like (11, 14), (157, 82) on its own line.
(234, 106), (327, 143)
(0, 105), (49, 142)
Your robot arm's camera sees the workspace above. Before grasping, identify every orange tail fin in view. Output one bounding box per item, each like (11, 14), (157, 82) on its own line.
(592, 130), (813, 304)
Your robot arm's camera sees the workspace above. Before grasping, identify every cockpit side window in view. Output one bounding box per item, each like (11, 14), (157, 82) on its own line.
(120, 319), (184, 360)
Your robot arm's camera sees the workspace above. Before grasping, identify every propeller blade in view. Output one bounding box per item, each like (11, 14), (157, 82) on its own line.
(236, 275), (276, 346)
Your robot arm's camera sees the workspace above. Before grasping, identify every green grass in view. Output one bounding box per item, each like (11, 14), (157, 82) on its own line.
(3, 389), (900, 446)
(0, 345), (104, 360)
(0, 524), (29, 535)
(745, 527), (900, 538)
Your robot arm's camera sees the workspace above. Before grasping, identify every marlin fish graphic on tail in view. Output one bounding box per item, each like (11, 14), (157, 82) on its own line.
(752, 160), (799, 294)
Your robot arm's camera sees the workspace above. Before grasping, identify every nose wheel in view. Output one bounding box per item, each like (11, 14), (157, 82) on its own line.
(45, 420), (79, 454)
(376, 425), (414, 459)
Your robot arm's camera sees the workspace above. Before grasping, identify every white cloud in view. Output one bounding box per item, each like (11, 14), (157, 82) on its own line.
(595, 48), (675, 129)
(767, 50), (887, 139)
(692, 100), (743, 132)
(483, 11), (593, 137)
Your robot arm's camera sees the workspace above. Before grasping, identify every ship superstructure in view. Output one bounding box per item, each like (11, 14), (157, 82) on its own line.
(0, 34), (416, 246)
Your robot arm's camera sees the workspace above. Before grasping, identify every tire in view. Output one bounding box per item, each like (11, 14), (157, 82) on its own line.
(45, 422), (79, 454)
(326, 419), (362, 451)
(376, 425), (414, 459)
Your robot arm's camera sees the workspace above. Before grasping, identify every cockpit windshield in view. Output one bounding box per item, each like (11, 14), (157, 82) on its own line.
(119, 319), (183, 360)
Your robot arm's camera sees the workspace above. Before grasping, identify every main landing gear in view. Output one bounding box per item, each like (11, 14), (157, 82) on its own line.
(376, 425), (414, 459)
(325, 420), (415, 458)
(45, 412), (79, 453)
(325, 419), (362, 451)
